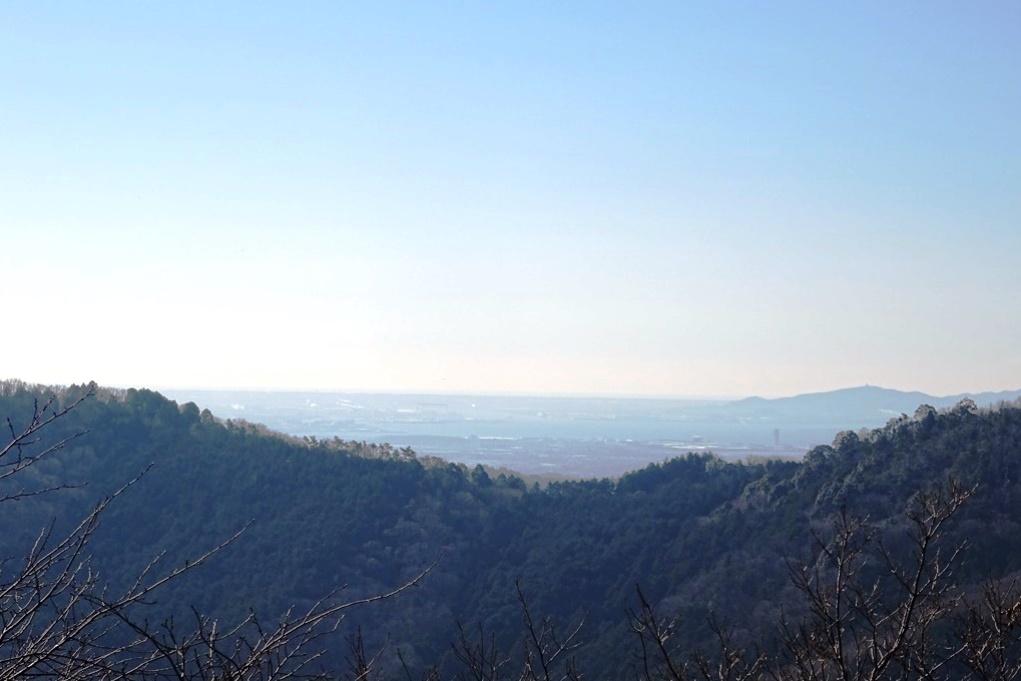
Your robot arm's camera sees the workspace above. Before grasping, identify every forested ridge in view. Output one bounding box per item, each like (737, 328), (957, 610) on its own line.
(2, 380), (1021, 678)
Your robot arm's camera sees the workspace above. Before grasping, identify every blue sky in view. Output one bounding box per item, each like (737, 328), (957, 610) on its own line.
(2, 2), (1019, 396)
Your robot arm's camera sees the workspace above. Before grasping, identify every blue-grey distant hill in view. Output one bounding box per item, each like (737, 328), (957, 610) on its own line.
(725, 385), (1021, 426)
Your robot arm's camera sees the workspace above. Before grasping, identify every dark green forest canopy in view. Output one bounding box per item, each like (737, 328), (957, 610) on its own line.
(2, 380), (1020, 678)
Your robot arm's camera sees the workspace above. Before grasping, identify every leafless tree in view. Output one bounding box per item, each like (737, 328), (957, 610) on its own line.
(628, 585), (764, 681)
(770, 481), (974, 681)
(0, 384), (430, 680)
(447, 581), (584, 681)
(627, 480), (1021, 681)
(956, 579), (1021, 681)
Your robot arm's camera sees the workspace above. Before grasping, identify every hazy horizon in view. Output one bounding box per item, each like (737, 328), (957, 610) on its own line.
(7, 378), (1021, 403)
(154, 382), (1021, 476)
(3, 3), (1019, 396)
(153, 382), (1021, 402)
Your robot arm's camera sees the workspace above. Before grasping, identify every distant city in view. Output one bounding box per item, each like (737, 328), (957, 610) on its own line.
(161, 386), (1021, 478)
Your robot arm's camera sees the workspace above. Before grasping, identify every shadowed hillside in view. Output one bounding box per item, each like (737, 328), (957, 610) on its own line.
(2, 380), (1021, 677)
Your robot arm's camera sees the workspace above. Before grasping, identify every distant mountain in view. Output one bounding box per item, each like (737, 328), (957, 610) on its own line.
(723, 384), (1021, 426)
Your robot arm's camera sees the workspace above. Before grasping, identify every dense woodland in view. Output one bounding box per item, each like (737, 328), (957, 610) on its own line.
(2, 380), (1021, 679)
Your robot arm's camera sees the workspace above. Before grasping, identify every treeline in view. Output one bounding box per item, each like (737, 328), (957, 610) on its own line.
(2, 380), (1021, 678)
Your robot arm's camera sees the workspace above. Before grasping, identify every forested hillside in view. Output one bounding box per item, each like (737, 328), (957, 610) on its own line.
(2, 381), (1021, 678)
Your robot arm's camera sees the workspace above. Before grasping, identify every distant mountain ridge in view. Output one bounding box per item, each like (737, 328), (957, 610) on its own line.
(725, 384), (1021, 425)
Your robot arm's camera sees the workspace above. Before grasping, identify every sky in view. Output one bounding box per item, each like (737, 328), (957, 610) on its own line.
(1, 2), (1019, 398)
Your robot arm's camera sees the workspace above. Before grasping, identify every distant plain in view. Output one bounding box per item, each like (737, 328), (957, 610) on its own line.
(162, 386), (1021, 477)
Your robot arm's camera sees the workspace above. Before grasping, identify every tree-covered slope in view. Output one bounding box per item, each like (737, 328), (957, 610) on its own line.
(2, 381), (1020, 678)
